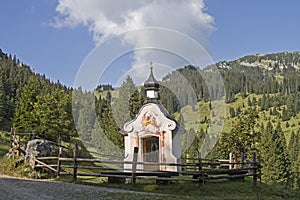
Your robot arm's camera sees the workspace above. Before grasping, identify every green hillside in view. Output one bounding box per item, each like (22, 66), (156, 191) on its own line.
(180, 93), (300, 141)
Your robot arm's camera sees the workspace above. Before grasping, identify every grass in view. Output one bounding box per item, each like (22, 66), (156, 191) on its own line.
(55, 175), (300, 200)
(0, 132), (41, 178)
(0, 131), (10, 157)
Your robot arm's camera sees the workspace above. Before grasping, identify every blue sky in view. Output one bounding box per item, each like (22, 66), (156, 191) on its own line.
(0, 0), (300, 87)
(206, 0), (300, 60)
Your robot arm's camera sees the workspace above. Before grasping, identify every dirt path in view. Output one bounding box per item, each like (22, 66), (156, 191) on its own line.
(0, 175), (165, 200)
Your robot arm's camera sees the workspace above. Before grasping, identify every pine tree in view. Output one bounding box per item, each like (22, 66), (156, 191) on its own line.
(297, 153), (300, 187)
(74, 91), (96, 142)
(229, 107), (235, 118)
(282, 106), (290, 121)
(33, 89), (76, 141)
(13, 76), (41, 133)
(112, 76), (136, 127)
(186, 128), (199, 158)
(260, 122), (290, 184)
(212, 112), (258, 158)
(98, 98), (123, 148)
(129, 89), (144, 119)
(229, 112), (258, 155)
(247, 97), (252, 106)
(0, 72), (6, 127)
(288, 131), (300, 188)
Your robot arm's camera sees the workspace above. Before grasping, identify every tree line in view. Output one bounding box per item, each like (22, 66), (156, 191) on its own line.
(210, 113), (299, 187)
(162, 52), (300, 110)
(0, 49), (76, 141)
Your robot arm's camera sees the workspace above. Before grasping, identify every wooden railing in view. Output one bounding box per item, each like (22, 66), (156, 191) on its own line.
(33, 144), (262, 188)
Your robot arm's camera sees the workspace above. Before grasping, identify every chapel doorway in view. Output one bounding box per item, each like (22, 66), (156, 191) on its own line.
(143, 136), (159, 171)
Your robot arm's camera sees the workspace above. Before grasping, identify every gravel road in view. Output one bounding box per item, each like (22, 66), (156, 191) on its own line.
(0, 175), (165, 200)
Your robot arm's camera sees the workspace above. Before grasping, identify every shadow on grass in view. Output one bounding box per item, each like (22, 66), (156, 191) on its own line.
(0, 145), (9, 157)
(58, 176), (300, 200)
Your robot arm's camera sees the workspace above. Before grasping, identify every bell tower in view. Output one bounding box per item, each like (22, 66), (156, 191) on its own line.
(144, 63), (159, 102)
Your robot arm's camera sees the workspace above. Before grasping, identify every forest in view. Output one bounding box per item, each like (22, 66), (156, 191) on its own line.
(0, 49), (299, 188)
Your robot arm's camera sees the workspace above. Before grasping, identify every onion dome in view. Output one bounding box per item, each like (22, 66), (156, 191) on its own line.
(144, 63), (159, 100)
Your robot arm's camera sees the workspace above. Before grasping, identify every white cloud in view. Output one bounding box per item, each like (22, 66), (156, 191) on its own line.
(53, 0), (216, 82)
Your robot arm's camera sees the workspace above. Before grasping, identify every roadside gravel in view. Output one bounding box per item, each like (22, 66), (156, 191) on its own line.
(0, 175), (168, 200)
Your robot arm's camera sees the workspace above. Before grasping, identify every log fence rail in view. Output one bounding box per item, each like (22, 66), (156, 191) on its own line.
(33, 144), (262, 188)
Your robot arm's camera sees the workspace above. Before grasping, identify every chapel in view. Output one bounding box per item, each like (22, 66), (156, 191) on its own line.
(122, 65), (184, 172)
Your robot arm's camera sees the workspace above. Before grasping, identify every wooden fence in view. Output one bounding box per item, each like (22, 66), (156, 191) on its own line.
(8, 128), (61, 158)
(33, 144), (262, 188)
(8, 128), (35, 157)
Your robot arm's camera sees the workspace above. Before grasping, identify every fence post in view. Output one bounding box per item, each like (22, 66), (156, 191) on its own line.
(30, 130), (35, 140)
(182, 154), (186, 172)
(56, 137), (62, 177)
(16, 135), (20, 157)
(131, 147), (138, 184)
(241, 153), (245, 168)
(229, 153), (233, 169)
(12, 128), (16, 157)
(10, 128), (13, 149)
(73, 143), (78, 182)
(198, 153), (204, 188)
(252, 152), (257, 188)
(258, 154), (261, 185)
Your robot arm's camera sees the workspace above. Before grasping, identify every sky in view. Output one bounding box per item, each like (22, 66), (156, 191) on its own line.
(0, 0), (300, 88)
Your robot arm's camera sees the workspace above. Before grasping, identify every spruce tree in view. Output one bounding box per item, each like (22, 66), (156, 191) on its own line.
(212, 112), (258, 158)
(186, 128), (198, 158)
(98, 98), (123, 148)
(74, 91), (96, 142)
(13, 76), (41, 133)
(229, 107), (235, 118)
(0, 73), (6, 127)
(33, 89), (76, 141)
(129, 89), (144, 119)
(288, 131), (300, 188)
(260, 122), (290, 184)
(112, 76), (136, 127)
(228, 112), (258, 155)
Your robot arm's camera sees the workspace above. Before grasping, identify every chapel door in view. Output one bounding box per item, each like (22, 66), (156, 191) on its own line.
(143, 137), (159, 171)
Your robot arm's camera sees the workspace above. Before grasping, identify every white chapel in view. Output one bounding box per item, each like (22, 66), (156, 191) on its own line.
(122, 66), (185, 172)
